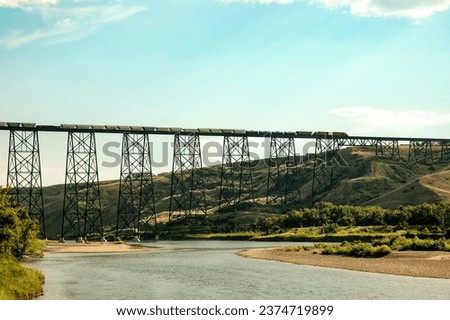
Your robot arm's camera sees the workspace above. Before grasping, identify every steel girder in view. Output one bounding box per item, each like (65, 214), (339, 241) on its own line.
(7, 130), (46, 238)
(116, 133), (156, 240)
(219, 136), (254, 211)
(169, 133), (206, 221)
(61, 131), (103, 240)
(266, 136), (300, 208)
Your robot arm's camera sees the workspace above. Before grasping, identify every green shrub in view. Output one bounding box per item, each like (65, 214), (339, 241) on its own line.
(389, 236), (448, 251)
(0, 189), (44, 259)
(0, 255), (44, 299)
(321, 242), (392, 258)
(390, 236), (414, 250)
(410, 237), (446, 251)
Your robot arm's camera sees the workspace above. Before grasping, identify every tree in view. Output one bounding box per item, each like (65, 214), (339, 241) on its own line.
(0, 189), (44, 259)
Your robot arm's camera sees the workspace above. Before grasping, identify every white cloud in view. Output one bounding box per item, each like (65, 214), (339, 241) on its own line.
(330, 106), (450, 136)
(0, 0), (57, 7)
(310, 0), (450, 19)
(222, 0), (294, 4)
(0, 1), (146, 48)
(222, 0), (450, 19)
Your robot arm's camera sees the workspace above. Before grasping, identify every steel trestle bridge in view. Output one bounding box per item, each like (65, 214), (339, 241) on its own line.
(2, 122), (449, 240)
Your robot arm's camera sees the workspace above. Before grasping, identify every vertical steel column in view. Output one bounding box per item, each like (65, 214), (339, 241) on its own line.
(441, 141), (450, 161)
(375, 140), (400, 159)
(219, 135), (254, 211)
(266, 136), (300, 208)
(312, 137), (341, 195)
(116, 133), (156, 240)
(7, 130), (46, 238)
(169, 133), (206, 221)
(408, 140), (434, 164)
(61, 131), (103, 241)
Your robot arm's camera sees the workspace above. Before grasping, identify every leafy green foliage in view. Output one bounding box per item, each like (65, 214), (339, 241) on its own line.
(384, 236), (448, 251)
(0, 189), (45, 300)
(0, 254), (44, 300)
(0, 189), (44, 259)
(321, 242), (392, 258)
(275, 202), (450, 230)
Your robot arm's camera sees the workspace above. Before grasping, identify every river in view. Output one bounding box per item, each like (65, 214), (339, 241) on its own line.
(29, 241), (450, 300)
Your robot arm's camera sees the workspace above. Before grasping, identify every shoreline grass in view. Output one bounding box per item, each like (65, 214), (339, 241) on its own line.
(278, 236), (450, 258)
(0, 255), (44, 300)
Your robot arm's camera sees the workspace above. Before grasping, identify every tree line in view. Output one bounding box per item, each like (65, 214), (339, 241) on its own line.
(257, 202), (450, 231)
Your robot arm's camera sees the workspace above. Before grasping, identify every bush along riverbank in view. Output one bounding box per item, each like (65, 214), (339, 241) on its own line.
(0, 189), (45, 300)
(0, 255), (44, 299)
(279, 236), (450, 258)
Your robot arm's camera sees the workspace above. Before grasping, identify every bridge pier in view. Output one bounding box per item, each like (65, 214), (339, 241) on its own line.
(266, 136), (300, 208)
(7, 130), (46, 238)
(219, 135), (254, 211)
(61, 131), (103, 241)
(116, 133), (156, 240)
(408, 140), (434, 165)
(312, 137), (342, 195)
(375, 139), (400, 159)
(169, 133), (206, 221)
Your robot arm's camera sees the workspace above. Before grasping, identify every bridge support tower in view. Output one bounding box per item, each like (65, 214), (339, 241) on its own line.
(116, 133), (156, 240)
(409, 140), (434, 165)
(7, 130), (46, 238)
(219, 136), (254, 211)
(266, 136), (300, 209)
(312, 137), (343, 195)
(169, 133), (206, 221)
(61, 131), (103, 241)
(375, 139), (400, 159)
(441, 141), (450, 161)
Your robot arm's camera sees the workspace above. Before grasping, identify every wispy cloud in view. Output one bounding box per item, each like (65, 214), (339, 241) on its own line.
(222, 0), (450, 19)
(310, 0), (450, 19)
(222, 0), (294, 4)
(0, 0), (58, 7)
(0, 0), (146, 48)
(330, 107), (450, 136)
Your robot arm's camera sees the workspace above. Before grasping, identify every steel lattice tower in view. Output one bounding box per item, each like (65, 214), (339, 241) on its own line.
(116, 133), (156, 240)
(7, 130), (46, 238)
(219, 136), (254, 211)
(312, 138), (342, 195)
(61, 131), (103, 241)
(169, 133), (206, 221)
(409, 140), (434, 164)
(266, 136), (300, 208)
(441, 141), (450, 161)
(375, 139), (400, 159)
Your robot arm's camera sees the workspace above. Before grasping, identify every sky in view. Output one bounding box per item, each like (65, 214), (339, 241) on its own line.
(0, 0), (450, 185)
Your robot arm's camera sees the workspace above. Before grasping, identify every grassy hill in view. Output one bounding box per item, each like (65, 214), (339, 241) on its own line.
(40, 146), (449, 238)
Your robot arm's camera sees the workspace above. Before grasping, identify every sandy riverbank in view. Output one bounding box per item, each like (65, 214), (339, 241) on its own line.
(44, 242), (159, 254)
(238, 248), (450, 279)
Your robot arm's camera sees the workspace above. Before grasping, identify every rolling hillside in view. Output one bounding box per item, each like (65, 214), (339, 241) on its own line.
(40, 147), (449, 238)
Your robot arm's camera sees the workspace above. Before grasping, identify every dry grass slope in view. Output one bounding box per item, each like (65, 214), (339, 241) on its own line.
(39, 147), (450, 237)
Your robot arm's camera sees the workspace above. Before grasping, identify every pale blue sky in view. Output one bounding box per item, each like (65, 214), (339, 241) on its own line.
(1, 0), (450, 185)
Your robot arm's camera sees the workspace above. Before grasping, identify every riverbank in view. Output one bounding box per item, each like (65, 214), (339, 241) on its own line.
(238, 248), (450, 279)
(0, 256), (44, 299)
(44, 241), (159, 254)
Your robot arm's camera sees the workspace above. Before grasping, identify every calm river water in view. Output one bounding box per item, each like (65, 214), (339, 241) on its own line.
(30, 241), (450, 300)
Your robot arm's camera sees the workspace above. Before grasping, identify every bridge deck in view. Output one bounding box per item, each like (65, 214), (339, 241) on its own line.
(0, 121), (449, 142)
